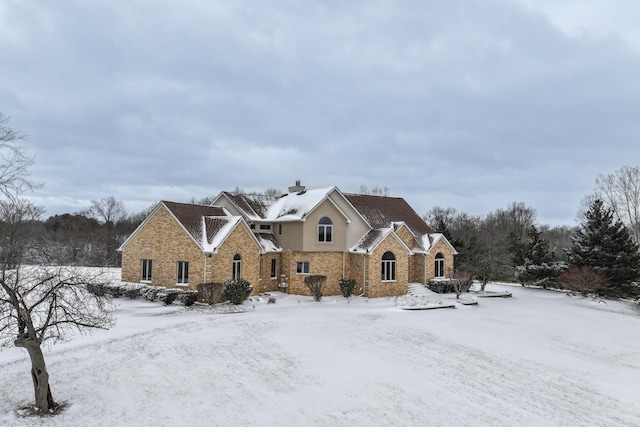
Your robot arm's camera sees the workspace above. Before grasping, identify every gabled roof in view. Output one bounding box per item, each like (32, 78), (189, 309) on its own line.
(163, 201), (228, 242)
(344, 194), (433, 236)
(118, 201), (228, 251)
(421, 233), (459, 255)
(201, 215), (272, 253)
(350, 227), (413, 255)
(264, 187), (338, 221)
(217, 192), (275, 221)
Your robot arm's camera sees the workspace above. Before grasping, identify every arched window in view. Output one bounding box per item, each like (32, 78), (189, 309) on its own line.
(232, 254), (242, 280)
(318, 216), (333, 242)
(381, 251), (396, 281)
(435, 253), (445, 278)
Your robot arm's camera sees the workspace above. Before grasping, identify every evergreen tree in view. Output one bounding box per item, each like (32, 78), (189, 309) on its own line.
(516, 226), (565, 289)
(566, 199), (640, 298)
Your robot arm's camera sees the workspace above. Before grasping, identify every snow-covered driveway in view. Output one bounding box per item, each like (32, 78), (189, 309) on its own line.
(1, 283), (639, 426)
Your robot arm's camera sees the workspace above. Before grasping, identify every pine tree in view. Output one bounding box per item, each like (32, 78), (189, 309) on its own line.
(517, 226), (565, 289)
(566, 199), (640, 298)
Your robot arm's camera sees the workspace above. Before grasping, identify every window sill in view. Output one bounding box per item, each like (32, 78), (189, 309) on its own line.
(141, 280), (152, 284)
(175, 283), (189, 287)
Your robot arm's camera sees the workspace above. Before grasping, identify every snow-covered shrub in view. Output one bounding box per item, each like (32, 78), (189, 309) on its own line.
(428, 280), (454, 294)
(224, 279), (253, 305)
(124, 287), (142, 299)
(142, 286), (161, 302)
(304, 275), (326, 302)
(516, 261), (567, 289)
(197, 282), (225, 304)
(181, 292), (198, 307)
(86, 282), (108, 297)
(339, 278), (356, 298)
(162, 290), (179, 306)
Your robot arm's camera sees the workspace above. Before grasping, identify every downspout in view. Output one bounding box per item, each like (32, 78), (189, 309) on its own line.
(203, 253), (208, 284)
(423, 254), (427, 285)
(342, 251), (345, 278)
(358, 253), (367, 296)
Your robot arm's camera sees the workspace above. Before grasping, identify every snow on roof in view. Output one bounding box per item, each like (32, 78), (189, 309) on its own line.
(202, 216), (243, 252)
(350, 228), (391, 254)
(265, 187), (335, 221)
(420, 233), (459, 255)
(221, 192), (275, 221)
(256, 233), (282, 253)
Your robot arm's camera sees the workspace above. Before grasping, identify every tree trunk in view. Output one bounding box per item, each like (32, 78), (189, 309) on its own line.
(481, 277), (488, 292)
(15, 337), (58, 412)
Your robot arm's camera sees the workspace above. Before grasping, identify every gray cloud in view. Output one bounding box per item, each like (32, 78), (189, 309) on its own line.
(1, 0), (639, 226)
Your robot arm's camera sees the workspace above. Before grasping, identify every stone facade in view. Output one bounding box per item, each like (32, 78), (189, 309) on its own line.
(204, 223), (263, 294)
(120, 192), (458, 300)
(121, 206), (205, 290)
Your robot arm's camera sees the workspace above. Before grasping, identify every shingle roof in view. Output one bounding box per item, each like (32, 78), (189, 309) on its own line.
(162, 201), (227, 242)
(221, 192), (275, 220)
(343, 194), (433, 236)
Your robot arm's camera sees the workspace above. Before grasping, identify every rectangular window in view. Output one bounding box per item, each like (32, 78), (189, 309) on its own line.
(270, 259), (277, 279)
(141, 259), (152, 282)
(278, 224), (282, 235)
(260, 224), (271, 230)
(177, 261), (189, 285)
(296, 261), (310, 274)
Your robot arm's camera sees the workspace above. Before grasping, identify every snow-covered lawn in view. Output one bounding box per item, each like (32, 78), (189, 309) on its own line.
(1, 281), (640, 426)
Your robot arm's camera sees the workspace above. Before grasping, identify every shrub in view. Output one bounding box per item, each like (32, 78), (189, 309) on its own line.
(224, 279), (253, 305)
(338, 278), (356, 298)
(428, 280), (454, 294)
(162, 290), (179, 305)
(142, 286), (161, 302)
(197, 282), (225, 305)
(124, 288), (142, 299)
(304, 275), (326, 302)
(558, 266), (608, 297)
(449, 269), (473, 298)
(181, 291), (198, 307)
(86, 283), (107, 297)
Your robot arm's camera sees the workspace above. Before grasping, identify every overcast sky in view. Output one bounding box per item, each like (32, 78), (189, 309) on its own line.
(1, 0), (639, 226)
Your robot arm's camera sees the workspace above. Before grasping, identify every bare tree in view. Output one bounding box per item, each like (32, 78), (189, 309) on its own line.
(595, 165), (640, 243)
(0, 115), (115, 413)
(359, 184), (390, 196)
(83, 196), (127, 266)
(263, 187), (283, 198)
(0, 114), (39, 200)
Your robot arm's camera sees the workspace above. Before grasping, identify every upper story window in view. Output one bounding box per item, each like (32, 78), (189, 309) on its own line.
(232, 254), (242, 280)
(260, 224), (271, 230)
(435, 253), (445, 278)
(318, 216), (333, 243)
(381, 251), (396, 282)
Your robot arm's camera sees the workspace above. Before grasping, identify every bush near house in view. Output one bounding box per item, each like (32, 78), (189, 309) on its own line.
(224, 279), (253, 305)
(338, 278), (356, 298)
(428, 280), (455, 294)
(304, 275), (326, 301)
(197, 282), (226, 304)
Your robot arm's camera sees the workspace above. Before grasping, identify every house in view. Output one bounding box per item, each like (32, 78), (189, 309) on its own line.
(118, 182), (458, 298)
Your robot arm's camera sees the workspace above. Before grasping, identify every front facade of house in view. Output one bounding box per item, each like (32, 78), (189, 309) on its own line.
(119, 182), (457, 298)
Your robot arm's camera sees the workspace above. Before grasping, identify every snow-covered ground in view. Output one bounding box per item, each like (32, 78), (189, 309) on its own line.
(1, 280), (640, 426)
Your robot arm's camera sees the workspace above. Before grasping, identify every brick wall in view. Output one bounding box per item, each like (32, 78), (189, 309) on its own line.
(120, 206), (204, 290)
